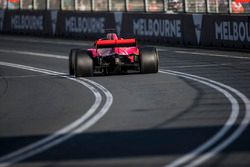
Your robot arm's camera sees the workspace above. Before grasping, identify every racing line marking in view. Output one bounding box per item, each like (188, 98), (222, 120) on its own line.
(0, 62), (113, 167)
(160, 70), (250, 167)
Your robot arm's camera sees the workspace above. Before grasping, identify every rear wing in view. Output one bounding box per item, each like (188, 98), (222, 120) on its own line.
(96, 39), (137, 49)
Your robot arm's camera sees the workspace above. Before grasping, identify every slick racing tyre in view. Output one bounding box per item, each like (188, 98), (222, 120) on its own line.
(139, 47), (159, 74)
(75, 50), (93, 77)
(69, 48), (79, 75)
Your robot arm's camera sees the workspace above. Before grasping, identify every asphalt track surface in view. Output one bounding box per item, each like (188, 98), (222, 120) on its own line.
(0, 35), (249, 167)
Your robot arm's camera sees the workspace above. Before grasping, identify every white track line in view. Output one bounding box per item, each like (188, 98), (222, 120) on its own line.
(0, 62), (113, 167)
(161, 70), (250, 167)
(168, 63), (232, 69)
(0, 36), (89, 46)
(0, 49), (67, 60)
(168, 70), (250, 167)
(175, 51), (250, 60)
(160, 70), (239, 166)
(0, 74), (50, 79)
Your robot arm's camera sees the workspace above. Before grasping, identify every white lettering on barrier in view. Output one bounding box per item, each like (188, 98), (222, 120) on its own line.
(11, 15), (43, 31)
(65, 16), (105, 34)
(215, 21), (250, 42)
(133, 18), (182, 38)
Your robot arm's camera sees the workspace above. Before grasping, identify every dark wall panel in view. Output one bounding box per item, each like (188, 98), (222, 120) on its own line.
(0, 10), (249, 50)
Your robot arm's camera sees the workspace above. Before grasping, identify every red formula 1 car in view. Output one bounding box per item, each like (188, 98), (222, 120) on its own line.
(69, 33), (159, 77)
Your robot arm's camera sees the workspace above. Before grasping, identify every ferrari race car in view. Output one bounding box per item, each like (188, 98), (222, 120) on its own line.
(69, 33), (159, 77)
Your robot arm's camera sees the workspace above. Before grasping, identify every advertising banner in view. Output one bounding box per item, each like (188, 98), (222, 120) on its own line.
(3, 10), (51, 35)
(181, 14), (204, 46)
(201, 15), (250, 49)
(57, 11), (116, 39)
(122, 13), (184, 44)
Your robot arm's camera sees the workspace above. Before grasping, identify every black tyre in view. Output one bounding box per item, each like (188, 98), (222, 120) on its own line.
(69, 49), (78, 75)
(75, 50), (93, 77)
(139, 47), (159, 74)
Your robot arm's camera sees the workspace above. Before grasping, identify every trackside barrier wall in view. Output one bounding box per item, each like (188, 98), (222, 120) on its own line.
(2, 10), (52, 35)
(57, 12), (116, 39)
(0, 10), (249, 50)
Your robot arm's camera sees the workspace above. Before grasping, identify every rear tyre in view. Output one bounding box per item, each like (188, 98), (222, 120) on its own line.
(139, 47), (159, 74)
(69, 49), (78, 75)
(75, 50), (93, 77)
